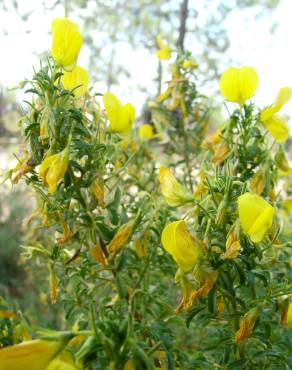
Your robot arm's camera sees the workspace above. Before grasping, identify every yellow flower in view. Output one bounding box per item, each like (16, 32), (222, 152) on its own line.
(161, 220), (200, 272)
(61, 66), (89, 98)
(46, 351), (79, 370)
(158, 166), (193, 207)
(182, 59), (198, 69)
(138, 124), (154, 140)
(103, 92), (136, 134)
(250, 170), (266, 195)
(0, 339), (64, 370)
(51, 17), (83, 71)
(155, 35), (171, 60)
(219, 66), (258, 105)
(238, 193), (275, 243)
(260, 87), (292, 142)
(39, 147), (69, 193)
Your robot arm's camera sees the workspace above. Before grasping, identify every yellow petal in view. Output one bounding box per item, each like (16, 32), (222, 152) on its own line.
(103, 92), (122, 130)
(263, 115), (289, 142)
(119, 103), (136, 133)
(161, 220), (200, 272)
(39, 153), (59, 183)
(219, 66), (258, 105)
(274, 87), (292, 111)
(158, 166), (193, 207)
(238, 193), (274, 243)
(0, 339), (62, 370)
(51, 18), (83, 71)
(138, 124), (154, 140)
(155, 35), (171, 60)
(61, 66), (89, 98)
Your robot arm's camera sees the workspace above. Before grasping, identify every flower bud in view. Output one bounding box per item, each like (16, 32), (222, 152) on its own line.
(158, 166), (193, 207)
(238, 193), (275, 243)
(161, 220), (200, 272)
(275, 146), (290, 172)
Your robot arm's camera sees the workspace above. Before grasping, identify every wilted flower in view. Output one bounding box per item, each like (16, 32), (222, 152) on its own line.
(138, 124), (154, 140)
(211, 143), (229, 164)
(61, 66), (90, 98)
(221, 223), (241, 259)
(250, 169), (266, 195)
(51, 17), (83, 71)
(161, 220), (200, 272)
(103, 92), (136, 134)
(158, 166), (193, 207)
(90, 242), (108, 267)
(190, 264), (218, 306)
(274, 146), (290, 172)
(235, 307), (260, 345)
(260, 87), (292, 142)
(219, 66), (258, 105)
(108, 221), (134, 254)
(237, 193), (275, 243)
(90, 177), (105, 207)
(155, 35), (171, 60)
(39, 147), (69, 193)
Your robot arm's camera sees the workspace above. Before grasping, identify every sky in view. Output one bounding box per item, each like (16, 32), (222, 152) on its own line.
(0, 0), (292, 115)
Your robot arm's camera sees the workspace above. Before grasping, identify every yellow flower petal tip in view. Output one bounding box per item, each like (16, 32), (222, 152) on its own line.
(103, 92), (136, 134)
(219, 66), (258, 105)
(260, 87), (292, 142)
(61, 66), (90, 98)
(138, 124), (154, 140)
(39, 147), (69, 193)
(155, 35), (172, 60)
(158, 166), (193, 207)
(0, 339), (63, 370)
(237, 192), (275, 243)
(161, 220), (200, 272)
(51, 17), (83, 71)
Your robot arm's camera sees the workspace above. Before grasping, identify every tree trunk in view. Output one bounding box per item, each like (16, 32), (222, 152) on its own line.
(177, 0), (189, 52)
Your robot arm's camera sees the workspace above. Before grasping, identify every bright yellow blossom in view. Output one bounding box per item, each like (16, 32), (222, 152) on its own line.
(219, 66), (258, 105)
(103, 92), (136, 134)
(161, 220), (200, 272)
(182, 59), (198, 69)
(238, 193), (275, 243)
(0, 339), (64, 370)
(158, 166), (193, 207)
(39, 147), (69, 193)
(61, 66), (89, 98)
(138, 124), (154, 140)
(155, 35), (171, 60)
(260, 87), (292, 142)
(51, 17), (83, 71)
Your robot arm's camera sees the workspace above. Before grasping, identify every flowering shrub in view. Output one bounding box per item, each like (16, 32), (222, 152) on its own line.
(1, 17), (292, 369)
